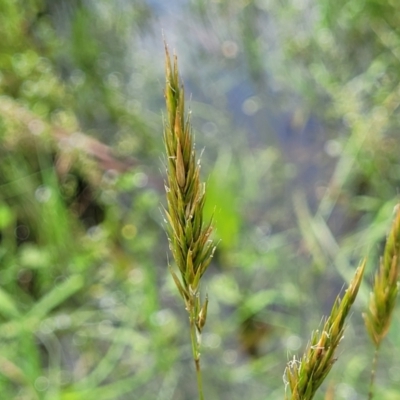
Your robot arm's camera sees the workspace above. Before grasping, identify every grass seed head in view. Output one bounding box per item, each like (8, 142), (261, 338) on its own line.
(363, 205), (400, 347)
(163, 42), (215, 331)
(285, 260), (365, 400)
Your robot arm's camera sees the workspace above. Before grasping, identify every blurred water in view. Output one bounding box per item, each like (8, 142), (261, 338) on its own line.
(132, 0), (334, 212)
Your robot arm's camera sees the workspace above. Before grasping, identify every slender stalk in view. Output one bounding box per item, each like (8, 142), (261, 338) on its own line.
(162, 42), (215, 400)
(368, 345), (380, 400)
(190, 310), (204, 400)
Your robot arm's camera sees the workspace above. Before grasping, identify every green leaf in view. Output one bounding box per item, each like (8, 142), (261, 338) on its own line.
(0, 203), (14, 229)
(0, 287), (21, 319)
(26, 275), (84, 320)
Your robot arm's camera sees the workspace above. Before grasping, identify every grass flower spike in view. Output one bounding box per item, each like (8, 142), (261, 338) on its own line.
(163, 43), (215, 400)
(284, 260), (366, 400)
(363, 204), (400, 399)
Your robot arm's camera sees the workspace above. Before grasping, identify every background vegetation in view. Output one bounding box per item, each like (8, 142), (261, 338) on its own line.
(0, 0), (399, 399)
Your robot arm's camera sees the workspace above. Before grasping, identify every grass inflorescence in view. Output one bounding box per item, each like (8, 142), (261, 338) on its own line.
(363, 204), (400, 399)
(162, 43), (216, 400)
(284, 260), (366, 400)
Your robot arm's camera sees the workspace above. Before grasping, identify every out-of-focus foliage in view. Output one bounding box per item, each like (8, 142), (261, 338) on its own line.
(0, 1), (169, 399)
(1, 0), (400, 399)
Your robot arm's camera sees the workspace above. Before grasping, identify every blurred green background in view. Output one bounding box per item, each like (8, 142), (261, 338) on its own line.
(1, 0), (400, 399)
